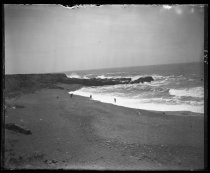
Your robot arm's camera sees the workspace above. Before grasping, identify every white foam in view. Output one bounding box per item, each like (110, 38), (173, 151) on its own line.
(95, 75), (114, 79)
(66, 73), (89, 79)
(169, 87), (204, 98)
(95, 74), (150, 81)
(95, 74), (131, 79)
(151, 74), (166, 80)
(129, 75), (143, 81)
(69, 88), (204, 114)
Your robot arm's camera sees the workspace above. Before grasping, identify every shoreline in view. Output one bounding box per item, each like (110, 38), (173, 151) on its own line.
(68, 85), (204, 115)
(70, 94), (204, 117)
(4, 84), (204, 170)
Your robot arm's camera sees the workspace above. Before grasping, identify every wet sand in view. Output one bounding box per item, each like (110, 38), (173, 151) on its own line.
(4, 84), (204, 170)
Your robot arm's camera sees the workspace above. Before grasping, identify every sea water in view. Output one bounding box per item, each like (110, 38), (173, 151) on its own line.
(66, 62), (204, 114)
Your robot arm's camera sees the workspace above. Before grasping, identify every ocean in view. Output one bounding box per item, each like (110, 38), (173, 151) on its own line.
(65, 62), (204, 114)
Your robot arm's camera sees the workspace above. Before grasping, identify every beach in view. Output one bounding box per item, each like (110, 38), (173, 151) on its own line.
(4, 4), (206, 170)
(4, 83), (204, 170)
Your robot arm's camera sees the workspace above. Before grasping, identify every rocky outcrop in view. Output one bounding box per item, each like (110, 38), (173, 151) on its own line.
(66, 76), (154, 86)
(5, 73), (154, 97)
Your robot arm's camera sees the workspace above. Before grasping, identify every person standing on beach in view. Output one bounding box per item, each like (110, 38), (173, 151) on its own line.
(70, 93), (73, 98)
(114, 98), (116, 103)
(90, 95), (92, 99)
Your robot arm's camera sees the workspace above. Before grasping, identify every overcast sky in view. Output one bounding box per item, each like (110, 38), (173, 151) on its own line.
(5, 4), (204, 74)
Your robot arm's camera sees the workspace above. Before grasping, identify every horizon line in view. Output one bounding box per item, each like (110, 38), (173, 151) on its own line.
(5, 61), (203, 75)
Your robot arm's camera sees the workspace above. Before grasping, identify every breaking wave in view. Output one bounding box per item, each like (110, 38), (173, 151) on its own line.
(70, 87), (204, 113)
(69, 84), (204, 113)
(66, 63), (204, 114)
(169, 87), (204, 98)
(66, 73), (90, 79)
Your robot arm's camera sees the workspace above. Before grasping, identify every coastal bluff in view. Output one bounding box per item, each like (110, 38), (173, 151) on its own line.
(5, 73), (154, 97)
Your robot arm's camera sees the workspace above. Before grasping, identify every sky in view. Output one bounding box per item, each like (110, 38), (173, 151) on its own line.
(5, 4), (204, 74)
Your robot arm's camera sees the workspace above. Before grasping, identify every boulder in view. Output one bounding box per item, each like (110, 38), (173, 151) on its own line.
(5, 123), (32, 135)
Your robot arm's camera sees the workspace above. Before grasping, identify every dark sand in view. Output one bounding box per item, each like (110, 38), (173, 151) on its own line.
(4, 84), (204, 170)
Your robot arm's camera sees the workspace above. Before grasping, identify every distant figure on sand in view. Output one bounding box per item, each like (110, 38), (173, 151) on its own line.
(70, 93), (73, 98)
(90, 95), (92, 99)
(114, 98), (116, 103)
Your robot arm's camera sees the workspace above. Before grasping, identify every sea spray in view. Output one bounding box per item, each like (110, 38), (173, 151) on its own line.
(70, 87), (204, 113)
(169, 87), (204, 98)
(66, 63), (204, 114)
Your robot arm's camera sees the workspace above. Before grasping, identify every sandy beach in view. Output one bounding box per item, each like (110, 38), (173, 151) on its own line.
(4, 83), (204, 170)
(4, 4), (207, 171)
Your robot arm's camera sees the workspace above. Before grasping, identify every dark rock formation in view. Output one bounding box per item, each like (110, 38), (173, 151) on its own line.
(66, 76), (154, 86)
(66, 77), (130, 86)
(5, 123), (32, 135)
(5, 73), (154, 97)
